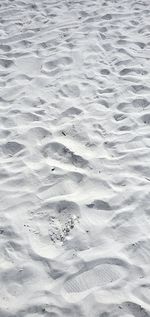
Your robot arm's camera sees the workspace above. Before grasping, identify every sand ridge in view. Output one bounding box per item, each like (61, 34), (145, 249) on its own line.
(0, 0), (150, 316)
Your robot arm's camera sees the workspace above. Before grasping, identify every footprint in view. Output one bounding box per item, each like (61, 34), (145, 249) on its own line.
(100, 69), (110, 75)
(98, 88), (114, 94)
(132, 98), (149, 109)
(114, 113), (127, 121)
(101, 14), (112, 20)
(24, 302), (82, 317)
(16, 112), (40, 123)
(117, 39), (128, 46)
(59, 84), (80, 98)
(120, 68), (147, 76)
(115, 59), (131, 67)
(61, 107), (82, 117)
(125, 238), (150, 265)
(133, 283), (150, 305)
(102, 43), (113, 52)
(0, 129), (10, 139)
(138, 24), (150, 34)
(84, 17), (97, 24)
(43, 57), (72, 71)
(99, 27), (107, 33)
(131, 85), (149, 94)
(140, 113), (150, 125)
(111, 211), (132, 227)
(50, 56), (72, 67)
(64, 259), (127, 294)
(46, 200), (80, 216)
(43, 142), (88, 168)
(2, 141), (25, 156)
(79, 10), (89, 17)
(27, 127), (51, 141)
(118, 125), (133, 131)
(0, 59), (14, 68)
(98, 99), (109, 108)
(43, 56), (73, 71)
(135, 41), (146, 49)
(117, 99), (149, 113)
(44, 200), (80, 243)
(0, 44), (11, 52)
(123, 301), (149, 317)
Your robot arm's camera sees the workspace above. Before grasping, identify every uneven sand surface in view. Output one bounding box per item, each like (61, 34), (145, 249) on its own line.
(0, 0), (150, 316)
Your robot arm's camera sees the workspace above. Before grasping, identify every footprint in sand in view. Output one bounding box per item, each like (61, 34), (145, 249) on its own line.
(63, 258), (128, 298)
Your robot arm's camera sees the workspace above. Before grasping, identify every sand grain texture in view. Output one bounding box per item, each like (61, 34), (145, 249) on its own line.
(0, 0), (150, 316)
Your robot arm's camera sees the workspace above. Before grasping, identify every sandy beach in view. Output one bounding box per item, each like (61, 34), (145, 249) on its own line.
(0, 0), (150, 316)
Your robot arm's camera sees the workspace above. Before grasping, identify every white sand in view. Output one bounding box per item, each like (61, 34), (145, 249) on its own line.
(0, 0), (150, 316)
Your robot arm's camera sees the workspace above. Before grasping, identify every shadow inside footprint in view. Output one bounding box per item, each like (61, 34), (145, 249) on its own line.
(87, 200), (111, 210)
